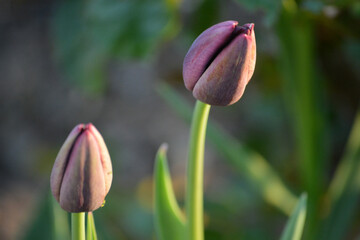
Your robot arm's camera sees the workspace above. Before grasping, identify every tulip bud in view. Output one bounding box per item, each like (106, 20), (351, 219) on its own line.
(183, 21), (256, 106)
(50, 123), (113, 212)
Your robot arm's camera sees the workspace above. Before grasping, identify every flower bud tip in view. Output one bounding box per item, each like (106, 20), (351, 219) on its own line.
(183, 20), (256, 106)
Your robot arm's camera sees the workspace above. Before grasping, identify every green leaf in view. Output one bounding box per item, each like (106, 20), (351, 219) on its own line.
(277, 11), (326, 237)
(154, 143), (186, 240)
(322, 109), (360, 240)
(280, 193), (307, 240)
(157, 82), (298, 215)
(87, 212), (98, 240)
(52, 0), (179, 94)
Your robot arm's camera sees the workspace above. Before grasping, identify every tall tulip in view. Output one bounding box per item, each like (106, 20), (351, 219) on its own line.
(183, 21), (256, 106)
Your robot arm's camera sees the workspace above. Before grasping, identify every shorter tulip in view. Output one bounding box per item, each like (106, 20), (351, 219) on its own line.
(183, 21), (256, 106)
(50, 123), (113, 212)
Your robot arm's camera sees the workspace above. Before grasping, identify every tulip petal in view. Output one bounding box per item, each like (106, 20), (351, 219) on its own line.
(193, 26), (256, 106)
(183, 21), (238, 91)
(244, 24), (256, 84)
(50, 124), (85, 201)
(87, 124), (113, 195)
(59, 131), (106, 212)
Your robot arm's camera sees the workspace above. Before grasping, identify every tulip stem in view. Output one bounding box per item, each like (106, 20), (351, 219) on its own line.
(186, 100), (211, 240)
(72, 212), (85, 240)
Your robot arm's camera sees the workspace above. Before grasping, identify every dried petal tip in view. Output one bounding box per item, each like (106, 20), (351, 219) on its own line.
(233, 23), (254, 35)
(50, 123), (113, 212)
(183, 21), (256, 106)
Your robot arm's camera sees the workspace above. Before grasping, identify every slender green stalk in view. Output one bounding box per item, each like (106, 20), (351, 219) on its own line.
(86, 213), (91, 240)
(185, 100), (211, 240)
(87, 212), (98, 240)
(72, 212), (85, 240)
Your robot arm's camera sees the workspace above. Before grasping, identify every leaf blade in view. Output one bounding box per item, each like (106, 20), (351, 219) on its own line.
(154, 143), (186, 240)
(322, 109), (360, 240)
(280, 193), (308, 240)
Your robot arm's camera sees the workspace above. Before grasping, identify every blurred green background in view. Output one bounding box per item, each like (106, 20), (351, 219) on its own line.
(0, 0), (359, 239)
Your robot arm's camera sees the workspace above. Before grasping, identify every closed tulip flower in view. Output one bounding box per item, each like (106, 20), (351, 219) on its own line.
(183, 21), (256, 106)
(50, 123), (113, 213)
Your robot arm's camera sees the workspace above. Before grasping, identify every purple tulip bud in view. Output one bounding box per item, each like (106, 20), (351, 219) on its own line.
(183, 21), (256, 106)
(50, 123), (113, 212)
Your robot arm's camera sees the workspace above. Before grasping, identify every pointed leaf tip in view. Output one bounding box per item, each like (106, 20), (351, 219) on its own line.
(158, 143), (169, 155)
(154, 144), (186, 240)
(280, 193), (307, 240)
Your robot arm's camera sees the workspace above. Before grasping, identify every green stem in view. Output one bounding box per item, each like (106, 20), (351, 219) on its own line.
(87, 212), (98, 240)
(186, 100), (211, 240)
(72, 212), (85, 240)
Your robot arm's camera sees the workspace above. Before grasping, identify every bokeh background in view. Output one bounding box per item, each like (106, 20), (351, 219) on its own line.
(1, 0), (360, 239)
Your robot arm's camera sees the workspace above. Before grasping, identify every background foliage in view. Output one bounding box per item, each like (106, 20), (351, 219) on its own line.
(0, 0), (359, 239)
